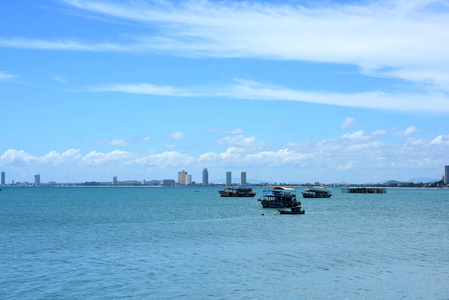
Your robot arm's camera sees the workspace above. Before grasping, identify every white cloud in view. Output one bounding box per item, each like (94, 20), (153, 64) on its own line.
(110, 139), (132, 146)
(431, 134), (449, 145)
(341, 117), (355, 129)
(0, 71), (18, 80)
(216, 135), (264, 150)
(222, 128), (243, 135)
(81, 150), (133, 166)
(220, 80), (449, 113)
(209, 126), (222, 134)
(40, 149), (82, 165)
(2, 129), (449, 182)
(209, 127), (244, 135)
(52, 75), (67, 84)
(134, 151), (195, 167)
(88, 79), (449, 113)
(95, 136), (151, 146)
(401, 126), (419, 136)
(0, 37), (127, 52)
(1, 0), (448, 92)
(0, 149), (37, 166)
(92, 83), (194, 96)
(166, 132), (185, 141)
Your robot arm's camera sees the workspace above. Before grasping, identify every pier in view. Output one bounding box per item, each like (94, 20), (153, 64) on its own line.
(341, 187), (387, 194)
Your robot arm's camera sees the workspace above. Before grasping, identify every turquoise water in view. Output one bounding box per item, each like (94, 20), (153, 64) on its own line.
(1, 187), (448, 299)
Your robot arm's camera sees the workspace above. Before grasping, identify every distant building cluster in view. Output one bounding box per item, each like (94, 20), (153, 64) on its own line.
(176, 169), (248, 186)
(1, 171), (42, 187)
(1, 165), (449, 187)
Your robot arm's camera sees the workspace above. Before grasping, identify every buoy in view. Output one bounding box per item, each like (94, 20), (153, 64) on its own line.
(274, 212), (276, 215)
(261, 213), (264, 216)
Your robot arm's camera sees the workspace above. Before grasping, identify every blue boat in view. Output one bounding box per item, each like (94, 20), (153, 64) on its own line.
(258, 186), (300, 208)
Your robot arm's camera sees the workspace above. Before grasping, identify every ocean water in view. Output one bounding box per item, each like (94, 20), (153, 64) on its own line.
(0, 186), (448, 299)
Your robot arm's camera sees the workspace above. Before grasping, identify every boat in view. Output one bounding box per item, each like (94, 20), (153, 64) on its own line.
(302, 188), (332, 198)
(258, 186), (300, 208)
(278, 206), (305, 214)
(218, 186), (256, 197)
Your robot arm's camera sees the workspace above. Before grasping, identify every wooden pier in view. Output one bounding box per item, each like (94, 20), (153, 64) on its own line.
(341, 187), (387, 194)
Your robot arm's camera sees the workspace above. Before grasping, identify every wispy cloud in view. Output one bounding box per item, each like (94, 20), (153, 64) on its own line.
(222, 128), (244, 135)
(52, 75), (68, 84)
(1, 0), (448, 92)
(90, 79), (449, 113)
(0, 71), (19, 80)
(209, 126), (244, 135)
(166, 132), (184, 141)
(216, 135), (265, 151)
(95, 136), (151, 146)
(0, 37), (128, 52)
(92, 83), (195, 96)
(341, 117), (355, 129)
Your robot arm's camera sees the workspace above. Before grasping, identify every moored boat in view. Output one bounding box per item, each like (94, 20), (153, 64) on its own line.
(302, 188), (332, 198)
(218, 186), (256, 197)
(278, 206), (305, 214)
(258, 186), (300, 208)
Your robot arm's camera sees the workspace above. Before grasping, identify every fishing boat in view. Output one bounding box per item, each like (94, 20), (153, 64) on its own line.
(258, 186), (300, 208)
(218, 186), (256, 197)
(302, 188), (332, 198)
(278, 206), (305, 214)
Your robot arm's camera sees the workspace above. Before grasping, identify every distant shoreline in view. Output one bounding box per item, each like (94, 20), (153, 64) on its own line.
(1, 185), (447, 189)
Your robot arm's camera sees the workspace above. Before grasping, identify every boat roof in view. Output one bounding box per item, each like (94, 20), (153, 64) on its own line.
(272, 186), (295, 191)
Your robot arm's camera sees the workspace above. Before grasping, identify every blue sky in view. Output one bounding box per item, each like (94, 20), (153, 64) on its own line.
(1, 0), (448, 184)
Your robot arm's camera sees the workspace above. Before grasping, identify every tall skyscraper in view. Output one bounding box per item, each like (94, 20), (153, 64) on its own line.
(34, 174), (40, 186)
(186, 175), (192, 185)
(240, 172), (247, 185)
(178, 170), (187, 185)
(1, 171), (5, 185)
(445, 165), (449, 184)
(202, 168), (208, 185)
(113, 176), (118, 185)
(226, 171), (232, 186)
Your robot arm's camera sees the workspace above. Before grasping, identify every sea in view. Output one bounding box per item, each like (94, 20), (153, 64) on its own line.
(0, 186), (448, 299)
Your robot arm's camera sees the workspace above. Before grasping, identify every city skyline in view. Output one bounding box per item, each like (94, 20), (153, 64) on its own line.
(1, 166), (446, 186)
(1, 0), (448, 184)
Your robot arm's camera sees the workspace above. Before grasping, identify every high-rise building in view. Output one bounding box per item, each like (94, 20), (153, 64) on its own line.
(226, 171), (232, 186)
(1, 171), (5, 185)
(240, 172), (247, 185)
(178, 170), (187, 185)
(113, 176), (118, 185)
(445, 165), (449, 184)
(34, 174), (40, 186)
(202, 168), (209, 185)
(186, 175), (192, 185)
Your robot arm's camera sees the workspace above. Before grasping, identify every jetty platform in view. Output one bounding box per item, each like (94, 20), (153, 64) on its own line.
(341, 187), (387, 194)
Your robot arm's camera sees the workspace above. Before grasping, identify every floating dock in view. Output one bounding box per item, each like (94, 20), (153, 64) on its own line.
(341, 187), (387, 194)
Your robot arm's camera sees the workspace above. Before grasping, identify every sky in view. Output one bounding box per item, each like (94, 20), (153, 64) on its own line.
(1, 0), (449, 184)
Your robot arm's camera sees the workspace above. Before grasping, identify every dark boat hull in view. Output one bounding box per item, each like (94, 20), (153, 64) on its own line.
(279, 209), (305, 214)
(260, 200), (299, 208)
(219, 191), (256, 197)
(302, 194), (332, 198)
